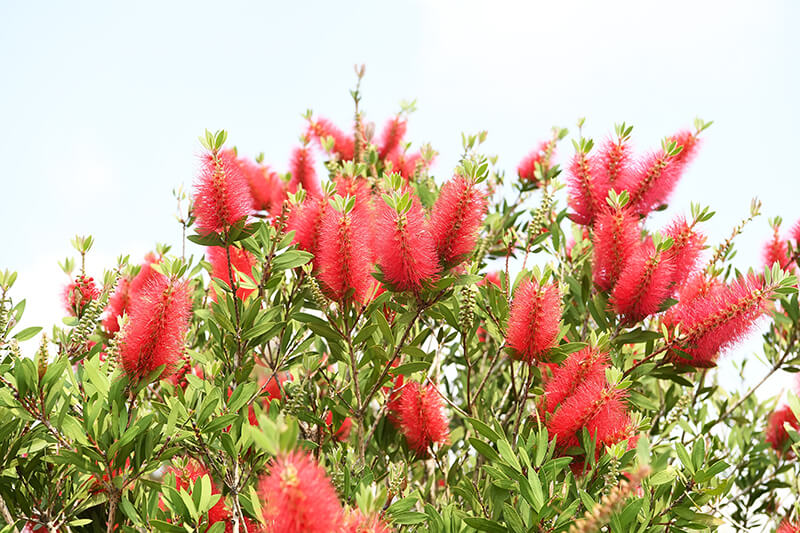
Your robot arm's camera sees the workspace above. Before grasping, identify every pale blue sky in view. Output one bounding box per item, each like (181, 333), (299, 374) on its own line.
(1, 1), (798, 394)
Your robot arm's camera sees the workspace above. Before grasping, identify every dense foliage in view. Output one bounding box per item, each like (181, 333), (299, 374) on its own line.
(1, 77), (799, 533)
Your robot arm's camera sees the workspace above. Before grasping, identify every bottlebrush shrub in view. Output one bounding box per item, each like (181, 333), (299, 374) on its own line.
(2, 89), (800, 533)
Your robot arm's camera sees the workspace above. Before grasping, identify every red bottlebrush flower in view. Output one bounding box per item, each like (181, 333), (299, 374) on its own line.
(261, 372), (291, 405)
(592, 205), (641, 291)
(103, 275), (130, 333)
(385, 374), (405, 428)
(343, 509), (393, 533)
(567, 149), (601, 226)
(764, 224), (792, 270)
(766, 404), (799, 453)
(378, 116), (407, 160)
(288, 195), (329, 262)
(258, 451), (343, 533)
(385, 149), (424, 181)
(63, 274), (99, 317)
(777, 519), (800, 533)
(626, 131), (700, 216)
(610, 242), (676, 322)
(206, 245), (257, 301)
(288, 145), (322, 198)
(517, 140), (554, 185)
(594, 136), (633, 198)
(669, 274), (773, 367)
(430, 175), (488, 269)
(375, 197), (439, 292)
(506, 279), (562, 363)
(792, 219), (800, 244)
(663, 273), (723, 328)
(194, 149), (252, 235)
(664, 216), (706, 287)
(546, 372), (632, 454)
(317, 202), (374, 303)
(119, 274), (192, 382)
(389, 381), (450, 456)
(479, 271), (501, 288)
(325, 411), (353, 441)
(544, 347), (608, 414)
(309, 117), (355, 161)
(334, 175), (376, 244)
(240, 157), (286, 215)
(129, 253), (162, 299)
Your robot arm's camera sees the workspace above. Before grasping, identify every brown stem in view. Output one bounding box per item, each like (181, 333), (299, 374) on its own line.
(106, 492), (118, 533)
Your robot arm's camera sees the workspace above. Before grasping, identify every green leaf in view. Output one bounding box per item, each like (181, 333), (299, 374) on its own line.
(463, 517), (507, 533)
(12, 326), (41, 341)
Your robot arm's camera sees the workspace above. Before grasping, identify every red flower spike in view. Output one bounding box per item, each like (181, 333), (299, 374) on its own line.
(206, 245), (257, 301)
(764, 223), (792, 270)
(546, 374), (629, 452)
(258, 451), (344, 533)
(239, 157), (286, 215)
(378, 117), (407, 160)
(317, 202), (374, 303)
(544, 347), (609, 414)
(664, 216), (706, 287)
(611, 242), (676, 322)
(390, 381), (450, 456)
(63, 274), (100, 317)
(766, 404), (800, 453)
(119, 274), (192, 382)
(517, 141), (553, 185)
(479, 271), (501, 288)
(430, 175), (488, 269)
(308, 117), (355, 161)
(506, 279), (562, 363)
(591, 206), (641, 291)
(288, 195), (329, 263)
(792, 219), (800, 244)
(626, 131), (700, 216)
(193, 149), (252, 235)
(567, 150), (601, 226)
(325, 411), (353, 441)
(385, 149), (425, 181)
(343, 509), (393, 533)
(375, 197), (439, 292)
(663, 273), (723, 328)
(288, 146), (322, 198)
(594, 136), (633, 198)
(670, 274), (773, 367)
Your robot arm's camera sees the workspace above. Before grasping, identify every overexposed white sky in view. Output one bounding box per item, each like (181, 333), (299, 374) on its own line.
(1, 1), (798, 394)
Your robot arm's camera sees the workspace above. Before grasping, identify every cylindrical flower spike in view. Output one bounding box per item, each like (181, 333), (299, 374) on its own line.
(239, 157), (286, 215)
(544, 347), (609, 414)
(663, 216), (706, 288)
(378, 116), (407, 161)
(610, 242), (676, 322)
(317, 197), (375, 303)
(389, 381), (450, 457)
(385, 149), (425, 181)
(626, 130), (700, 216)
(119, 274), (192, 382)
(506, 279), (562, 363)
(288, 145), (322, 198)
(193, 148), (252, 235)
(517, 140), (555, 186)
(765, 404), (799, 454)
(206, 245), (257, 301)
(669, 274), (775, 367)
(430, 175), (487, 269)
(288, 194), (329, 265)
(592, 204), (641, 291)
(567, 141), (601, 226)
(308, 117), (355, 161)
(763, 221), (792, 270)
(258, 451), (344, 533)
(375, 194), (438, 292)
(594, 131), (633, 199)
